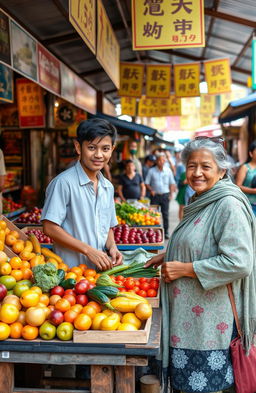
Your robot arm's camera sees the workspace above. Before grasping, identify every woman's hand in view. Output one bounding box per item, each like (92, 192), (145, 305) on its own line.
(161, 261), (196, 282)
(144, 253), (165, 268)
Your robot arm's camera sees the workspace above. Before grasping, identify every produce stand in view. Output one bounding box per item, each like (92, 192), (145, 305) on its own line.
(0, 308), (161, 393)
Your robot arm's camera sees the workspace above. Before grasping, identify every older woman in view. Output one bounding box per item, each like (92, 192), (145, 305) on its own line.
(145, 138), (256, 393)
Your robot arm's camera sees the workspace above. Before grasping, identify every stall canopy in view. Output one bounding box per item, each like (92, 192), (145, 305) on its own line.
(219, 92), (256, 124)
(89, 113), (156, 136)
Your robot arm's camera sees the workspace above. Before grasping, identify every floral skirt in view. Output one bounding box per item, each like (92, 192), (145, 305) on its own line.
(170, 347), (234, 393)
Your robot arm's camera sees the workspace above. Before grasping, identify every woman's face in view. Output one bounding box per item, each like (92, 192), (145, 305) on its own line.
(186, 149), (226, 195)
(249, 148), (256, 161)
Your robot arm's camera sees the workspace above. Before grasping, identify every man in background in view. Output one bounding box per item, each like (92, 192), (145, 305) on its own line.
(129, 140), (142, 176)
(145, 153), (176, 239)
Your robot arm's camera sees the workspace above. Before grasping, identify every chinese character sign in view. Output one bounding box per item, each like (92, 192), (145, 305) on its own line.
(38, 45), (60, 95)
(69, 0), (96, 54)
(118, 63), (144, 97)
(174, 63), (200, 97)
(200, 94), (215, 114)
(204, 58), (231, 95)
(121, 97), (137, 116)
(132, 0), (205, 50)
(138, 96), (178, 117)
(97, 0), (120, 88)
(200, 113), (213, 127)
(146, 64), (171, 98)
(16, 78), (45, 128)
(169, 95), (181, 116)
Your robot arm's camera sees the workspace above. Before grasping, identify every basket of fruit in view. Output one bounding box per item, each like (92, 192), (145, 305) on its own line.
(115, 203), (161, 227)
(14, 207), (42, 227)
(21, 227), (52, 247)
(114, 225), (164, 251)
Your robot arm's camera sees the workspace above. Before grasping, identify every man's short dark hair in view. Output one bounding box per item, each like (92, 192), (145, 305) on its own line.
(76, 118), (117, 145)
(125, 159), (133, 167)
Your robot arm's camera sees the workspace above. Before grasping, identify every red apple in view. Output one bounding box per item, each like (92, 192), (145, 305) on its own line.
(76, 294), (88, 306)
(0, 284), (7, 301)
(75, 280), (89, 294)
(49, 309), (64, 326)
(50, 286), (65, 297)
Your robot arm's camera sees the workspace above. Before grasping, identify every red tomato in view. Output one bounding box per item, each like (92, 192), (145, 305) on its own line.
(133, 286), (140, 294)
(139, 277), (147, 284)
(149, 280), (159, 290)
(116, 275), (124, 282)
(119, 288), (126, 292)
(140, 282), (150, 291)
(134, 279), (140, 287)
(147, 289), (157, 297)
(64, 289), (76, 296)
(124, 279), (135, 290)
(115, 281), (124, 287)
(138, 290), (147, 297)
(63, 294), (76, 306)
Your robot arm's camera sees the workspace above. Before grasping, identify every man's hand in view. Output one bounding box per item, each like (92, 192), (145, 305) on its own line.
(85, 246), (113, 271)
(109, 246), (123, 266)
(150, 190), (156, 197)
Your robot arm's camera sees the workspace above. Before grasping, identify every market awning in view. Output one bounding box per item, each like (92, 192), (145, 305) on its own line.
(219, 92), (256, 124)
(153, 132), (175, 147)
(88, 113), (156, 136)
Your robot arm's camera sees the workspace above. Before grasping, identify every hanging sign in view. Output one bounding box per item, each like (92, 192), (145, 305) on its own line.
(69, 0), (96, 55)
(181, 97), (197, 115)
(38, 44), (60, 94)
(16, 78), (45, 128)
(252, 39), (256, 90)
(0, 10), (11, 65)
(11, 21), (37, 81)
(60, 63), (76, 104)
(180, 113), (200, 131)
(204, 58), (231, 95)
(146, 64), (171, 98)
(168, 95), (181, 116)
(174, 63), (200, 97)
(200, 94), (215, 114)
(118, 63), (144, 97)
(74, 74), (96, 114)
(132, 0), (205, 50)
(200, 113), (213, 127)
(97, 0), (120, 88)
(138, 96), (178, 117)
(121, 97), (137, 116)
(0, 64), (13, 103)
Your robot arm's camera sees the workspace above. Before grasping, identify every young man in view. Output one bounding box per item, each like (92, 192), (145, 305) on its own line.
(41, 118), (122, 270)
(128, 140), (142, 176)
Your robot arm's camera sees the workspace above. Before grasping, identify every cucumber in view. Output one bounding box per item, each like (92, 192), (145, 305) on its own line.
(59, 278), (76, 289)
(87, 288), (114, 310)
(57, 269), (65, 283)
(95, 286), (120, 298)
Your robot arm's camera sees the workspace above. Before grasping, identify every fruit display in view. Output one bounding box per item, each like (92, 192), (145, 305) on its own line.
(111, 276), (159, 299)
(15, 207), (42, 224)
(116, 203), (161, 226)
(24, 229), (52, 244)
(3, 198), (23, 214)
(113, 225), (163, 244)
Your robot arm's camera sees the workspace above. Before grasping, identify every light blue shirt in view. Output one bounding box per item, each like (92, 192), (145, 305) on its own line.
(41, 161), (118, 268)
(145, 166), (176, 194)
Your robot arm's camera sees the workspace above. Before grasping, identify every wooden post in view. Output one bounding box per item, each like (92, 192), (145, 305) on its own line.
(91, 365), (114, 393)
(115, 365), (135, 393)
(140, 375), (160, 393)
(0, 363), (14, 393)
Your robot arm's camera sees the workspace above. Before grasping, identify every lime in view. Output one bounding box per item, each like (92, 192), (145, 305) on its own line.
(0, 275), (16, 290)
(13, 283), (30, 297)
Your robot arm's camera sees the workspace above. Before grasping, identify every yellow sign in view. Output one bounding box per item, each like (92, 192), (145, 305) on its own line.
(220, 88), (247, 111)
(97, 0), (120, 88)
(146, 64), (171, 98)
(121, 97), (137, 116)
(200, 113), (213, 127)
(204, 58), (231, 95)
(138, 96), (179, 117)
(169, 95), (181, 116)
(200, 94), (216, 114)
(118, 63), (144, 97)
(69, 0), (96, 54)
(132, 0), (205, 50)
(181, 97), (197, 115)
(180, 113), (200, 131)
(174, 63), (200, 97)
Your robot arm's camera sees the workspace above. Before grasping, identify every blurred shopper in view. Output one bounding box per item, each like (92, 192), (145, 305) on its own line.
(175, 171), (187, 220)
(117, 160), (145, 202)
(236, 140), (256, 215)
(0, 147), (6, 214)
(128, 140), (142, 176)
(142, 154), (156, 181)
(145, 153), (176, 239)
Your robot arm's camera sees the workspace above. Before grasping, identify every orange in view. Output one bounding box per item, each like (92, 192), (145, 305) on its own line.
(0, 322), (10, 340)
(11, 270), (23, 281)
(74, 313), (92, 331)
(21, 260), (30, 269)
(94, 273), (101, 280)
(63, 294), (76, 306)
(77, 275), (86, 282)
(0, 251), (8, 263)
(20, 290), (40, 308)
(21, 325), (38, 340)
(0, 303), (19, 324)
(5, 227), (10, 235)
(9, 321), (23, 339)
(134, 303), (152, 320)
(58, 262), (68, 272)
(64, 309), (78, 323)
(21, 267), (33, 280)
(86, 276), (96, 284)
(30, 286), (42, 295)
(0, 262), (12, 275)
(39, 294), (50, 306)
(65, 272), (77, 280)
(0, 220), (7, 230)
(9, 230), (19, 239)
(71, 304), (83, 314)
(5, 234), (17, 246)
(84, 268), (96, 277)
(82, 305), (96, 319)
(70, 266), (83, 276)
(9, 256), (22, 269)
(16, 311), (26, 325)
(87, 301), (102, 313)
(12, 240), (25, 254)
(79, 263), (87, 273)
(55, 298), (71, 313)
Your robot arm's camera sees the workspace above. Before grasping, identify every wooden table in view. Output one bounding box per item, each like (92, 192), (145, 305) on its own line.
(0, 309), (161, 393)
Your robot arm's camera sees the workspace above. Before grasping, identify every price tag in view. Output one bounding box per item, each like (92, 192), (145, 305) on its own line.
(1, 351), (9, 359)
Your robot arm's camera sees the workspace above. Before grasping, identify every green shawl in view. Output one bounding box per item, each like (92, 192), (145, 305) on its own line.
(161, 177), (256, 369)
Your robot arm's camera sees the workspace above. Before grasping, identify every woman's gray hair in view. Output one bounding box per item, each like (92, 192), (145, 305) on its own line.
(181, 139), (231, 174)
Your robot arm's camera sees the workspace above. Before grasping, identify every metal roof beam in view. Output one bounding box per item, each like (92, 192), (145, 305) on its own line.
(232, 33), (253, 67)
(42, 33), (79, 46)
(201, 0), (220, 58)
(205, 8), (256, 28)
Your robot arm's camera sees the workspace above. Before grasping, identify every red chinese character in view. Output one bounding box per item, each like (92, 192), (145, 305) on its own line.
(172, 35), (179, 42)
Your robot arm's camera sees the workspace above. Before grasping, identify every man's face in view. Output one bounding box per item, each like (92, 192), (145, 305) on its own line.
(74, 136), (114, 174)
(125, 162), (135, 174)
(157, 156), (166, 169)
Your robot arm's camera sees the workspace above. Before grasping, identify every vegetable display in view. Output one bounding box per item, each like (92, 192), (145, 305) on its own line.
(116, 203), (161, 226)
(104, 261), (159, 278)
(32, 263), (64, 293)
(113, 225), (162, 244)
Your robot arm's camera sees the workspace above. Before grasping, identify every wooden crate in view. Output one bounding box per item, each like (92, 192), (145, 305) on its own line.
(0, 215), (27, 257)
(73, 316), (151, 344)
(147, 290), (160, 308)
